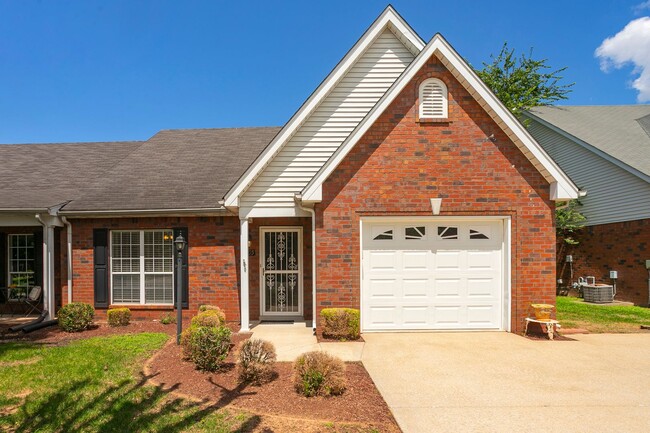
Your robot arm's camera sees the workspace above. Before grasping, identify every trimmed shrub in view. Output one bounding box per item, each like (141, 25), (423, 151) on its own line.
(107, 307), (131, 327)
(238, 339), (277, 385)
(198, 304), (226, 315)
(293, 351), (346, 397)
(160, 313), (176, 325)
(191, 309), (226, 328)
(58, 302), (95, 332)
(187, 325), (232, 371)
(321, 308), (360, 341)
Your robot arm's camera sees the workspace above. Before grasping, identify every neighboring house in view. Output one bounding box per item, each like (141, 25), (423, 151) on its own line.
(0, 6), (579, 334)
(526, 106), (650, 306)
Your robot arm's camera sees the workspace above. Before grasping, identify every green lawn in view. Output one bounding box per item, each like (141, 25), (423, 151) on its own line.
(0, 333), (251, 433)
(556, 296), (650, 333)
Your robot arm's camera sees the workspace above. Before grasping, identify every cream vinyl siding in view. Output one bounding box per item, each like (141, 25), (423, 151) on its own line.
(241, 29), (415, 211)
(528, 120), (650, 226)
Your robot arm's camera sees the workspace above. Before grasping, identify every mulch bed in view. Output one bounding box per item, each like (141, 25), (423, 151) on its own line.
(315, 334), (365, 343)
(0, 319), (180, 345)
(1, 319), (400, 431)
(145, 340), (398, 430)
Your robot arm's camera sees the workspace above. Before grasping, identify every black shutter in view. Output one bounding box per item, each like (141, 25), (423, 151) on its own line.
(93, 229), (109, 308)
(33, 230), (43, 287)
(173, 227), (189, 309)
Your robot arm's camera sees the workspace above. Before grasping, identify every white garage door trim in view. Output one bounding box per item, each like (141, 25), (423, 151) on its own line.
(360, 216), (511, 333)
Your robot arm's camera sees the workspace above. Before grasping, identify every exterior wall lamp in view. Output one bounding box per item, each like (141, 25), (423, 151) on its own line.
(174, 233), (186, 345)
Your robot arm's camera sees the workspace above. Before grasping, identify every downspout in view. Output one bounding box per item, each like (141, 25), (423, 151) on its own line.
(34, 214), (49, 319)
(295, 195), (317, 333)
(61, 217), (73, 304)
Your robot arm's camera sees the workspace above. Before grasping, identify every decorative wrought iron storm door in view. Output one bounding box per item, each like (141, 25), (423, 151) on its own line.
(260, 228), (302, 316)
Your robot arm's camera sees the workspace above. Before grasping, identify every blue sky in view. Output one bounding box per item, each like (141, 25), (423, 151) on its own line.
(0, 0), (648, 144)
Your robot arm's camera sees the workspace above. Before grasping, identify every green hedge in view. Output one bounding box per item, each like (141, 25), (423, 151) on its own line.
(107, 308), (131, 327)
(58, 302), (95, 332)
(321, 308), (360, 341)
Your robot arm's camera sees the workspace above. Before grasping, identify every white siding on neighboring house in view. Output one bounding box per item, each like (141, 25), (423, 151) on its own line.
(240, 29), (416, 216)
(528, 120), (650, 226)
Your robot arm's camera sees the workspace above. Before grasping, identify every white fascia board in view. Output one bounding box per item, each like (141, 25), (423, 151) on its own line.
(523, 111), (650, 185)
(302, 34), (580, 202)
(240, 206), (312, 219)
(222, 6), (425, 208)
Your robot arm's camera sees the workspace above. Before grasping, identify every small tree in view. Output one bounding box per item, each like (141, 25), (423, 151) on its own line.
(556, 199), (586, 246)
(476, 42), (573, 119)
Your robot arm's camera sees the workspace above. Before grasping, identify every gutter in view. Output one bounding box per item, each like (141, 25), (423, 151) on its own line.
(61, 217), (73, 304)
(295, 195), (317, 333)
(58, 207), (230, 218)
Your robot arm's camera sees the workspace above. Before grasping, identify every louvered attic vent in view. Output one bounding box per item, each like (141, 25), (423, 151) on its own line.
(419, 78), (448, 119)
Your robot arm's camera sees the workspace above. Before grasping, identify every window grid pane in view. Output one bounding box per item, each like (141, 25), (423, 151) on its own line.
(8, 234), (35, 290)
(111, 230), (174, 305)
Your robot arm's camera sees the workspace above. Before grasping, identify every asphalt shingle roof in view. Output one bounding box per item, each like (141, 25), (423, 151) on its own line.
(528, 105), (650, 177)
(0, 127), (281, 212)
(0, 141), (142, 210)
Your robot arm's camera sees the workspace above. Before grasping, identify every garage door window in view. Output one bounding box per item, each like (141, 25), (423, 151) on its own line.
(437, 226), (458, 240)
(372, 228), (394, 240)
(405, 226), (425, 240)
(469, 228), (490, 239)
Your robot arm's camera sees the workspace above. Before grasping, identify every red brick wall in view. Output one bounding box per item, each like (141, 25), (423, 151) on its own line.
(67, 216), (313, 323)
(558, 219), (650, 306)
(69, 217), (241, 322)
(315, 54), (556, 333)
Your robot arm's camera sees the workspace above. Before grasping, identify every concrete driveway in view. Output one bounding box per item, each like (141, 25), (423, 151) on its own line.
(362, 332), (650, 433)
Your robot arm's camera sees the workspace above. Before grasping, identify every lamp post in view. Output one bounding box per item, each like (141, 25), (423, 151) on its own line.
(174, 233), (186, 345)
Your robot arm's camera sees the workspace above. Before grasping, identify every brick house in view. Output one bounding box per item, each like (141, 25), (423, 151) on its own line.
(0, 6), (579, 334)
(526, 106), (650, 306)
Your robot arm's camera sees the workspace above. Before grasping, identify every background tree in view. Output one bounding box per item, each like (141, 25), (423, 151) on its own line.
(475, 42), (574, 118)
(477, 43), (584, 288)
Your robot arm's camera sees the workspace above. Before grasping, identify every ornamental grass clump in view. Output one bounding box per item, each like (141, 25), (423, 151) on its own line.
(238, 339), (277, 385)
(321, 308), (360, 341)
(58, 302), (95, 332)
(107, 307), (131, 327)
(293, 351), (346, 397)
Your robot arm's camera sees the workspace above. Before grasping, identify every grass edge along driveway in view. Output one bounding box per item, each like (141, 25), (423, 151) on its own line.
(556, 296), (650, 333)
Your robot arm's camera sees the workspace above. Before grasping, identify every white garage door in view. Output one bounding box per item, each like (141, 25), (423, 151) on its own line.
(362, 219), (505, 331)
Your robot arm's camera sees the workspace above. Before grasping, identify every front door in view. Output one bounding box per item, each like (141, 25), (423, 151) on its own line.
(260, 227), (302, 316)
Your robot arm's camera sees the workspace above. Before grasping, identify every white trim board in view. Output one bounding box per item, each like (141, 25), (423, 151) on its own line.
(301, 34), (580, 203)
(222, 6), (425, 209)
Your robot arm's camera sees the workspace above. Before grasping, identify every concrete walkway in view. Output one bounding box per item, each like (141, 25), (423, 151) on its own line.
(362, 332), (650, 433)
(249, 322), (364, 361)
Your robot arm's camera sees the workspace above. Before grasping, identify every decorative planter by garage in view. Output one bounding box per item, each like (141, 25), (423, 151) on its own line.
(531, 304), (554, 321)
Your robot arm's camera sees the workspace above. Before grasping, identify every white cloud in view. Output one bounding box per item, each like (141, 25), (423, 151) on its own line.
(595, 16), (650, 102)
(634, 1), (650, 13)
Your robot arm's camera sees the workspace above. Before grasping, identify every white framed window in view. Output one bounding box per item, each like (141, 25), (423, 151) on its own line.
(8, 234), (35, 292)
(419, 78), (448, 119)
(110, 230), (174, 305)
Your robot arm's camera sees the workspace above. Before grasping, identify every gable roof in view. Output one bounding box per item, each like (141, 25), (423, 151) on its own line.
(61, 127), (281, 213)
(301, 33), (580, 202)
(222, 5), (426, 208)
(526, 105), (650, 182)
(0, 140), (142, 210)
